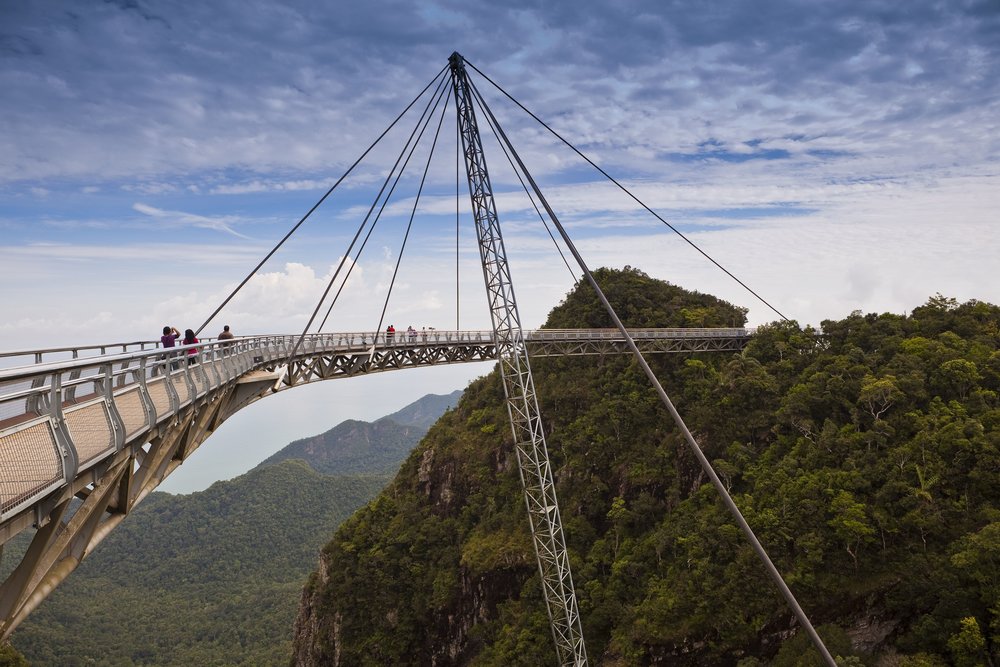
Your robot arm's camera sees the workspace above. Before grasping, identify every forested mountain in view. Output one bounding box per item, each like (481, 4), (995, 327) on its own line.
(10, 462), (384, 666)
(256, 391), (463, 474)
(8, 392), (461, 666)
(292, 267), (1000, 666)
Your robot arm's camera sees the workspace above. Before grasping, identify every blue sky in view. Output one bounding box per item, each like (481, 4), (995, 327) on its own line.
(2, 0), (998, 491)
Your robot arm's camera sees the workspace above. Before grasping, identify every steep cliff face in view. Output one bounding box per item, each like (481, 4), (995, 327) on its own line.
(292, 368), (539, 666)
(291, 270), (1000, 666)
(291, 268), (749, 664)
(292, 550), (334, 667)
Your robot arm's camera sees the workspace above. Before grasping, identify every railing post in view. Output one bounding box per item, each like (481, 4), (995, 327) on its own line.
(164, 363), (180, 415)
(136, 355), (156, 432)
(220, 344), (235, 382)
(196, 351), (212, 395)
(103, 363), (126, 452)
(48, 373), (78, 485)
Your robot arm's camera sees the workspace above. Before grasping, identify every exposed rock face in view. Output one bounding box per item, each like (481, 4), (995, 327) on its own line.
(291, 552), (333, 667)
(290, 373), (535, 665)
(846, 605), (900, 655)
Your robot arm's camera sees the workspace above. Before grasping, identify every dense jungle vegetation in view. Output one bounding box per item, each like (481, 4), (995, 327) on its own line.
(4, 392), (457, 665)
(0, 642), (28, 667)
(296, 267), (1000, 666)
(9, 461), (387, 666)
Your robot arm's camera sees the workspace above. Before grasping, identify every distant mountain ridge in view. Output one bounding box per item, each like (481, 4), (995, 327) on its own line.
(385, 389), (464, 429)
(256, 390), (462, 475)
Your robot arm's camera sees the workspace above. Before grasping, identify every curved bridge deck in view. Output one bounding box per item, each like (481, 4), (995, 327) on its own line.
(0, 327), (748, 638)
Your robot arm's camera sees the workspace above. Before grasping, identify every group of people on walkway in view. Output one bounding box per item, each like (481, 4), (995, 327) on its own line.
(161, 320), (443, 363)
(160, 324), (234, 368)
(385, 324), (430, 343)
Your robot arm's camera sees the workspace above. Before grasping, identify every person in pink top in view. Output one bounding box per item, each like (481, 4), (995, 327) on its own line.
(182, 329), (200, 365)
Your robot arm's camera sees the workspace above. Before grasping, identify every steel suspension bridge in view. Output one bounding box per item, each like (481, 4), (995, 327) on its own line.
(0, 53), (836, 666)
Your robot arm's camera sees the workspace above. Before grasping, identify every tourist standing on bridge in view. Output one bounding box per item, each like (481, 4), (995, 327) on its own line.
(161, 326), (181, 371)
(161, 326), (179, 347)
(183, 329), (200, 365)
(218, 325), (234, 347)
(386, 324), (395, 343)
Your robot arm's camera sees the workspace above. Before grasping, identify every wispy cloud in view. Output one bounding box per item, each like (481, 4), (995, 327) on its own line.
(132, 202), (252, 239)
(209, 178), (331, 195)
(0, 241), (266, 266)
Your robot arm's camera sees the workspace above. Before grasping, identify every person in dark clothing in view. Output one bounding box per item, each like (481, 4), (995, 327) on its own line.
(161, 326), (180, 347)
(161, 326), (180, 370)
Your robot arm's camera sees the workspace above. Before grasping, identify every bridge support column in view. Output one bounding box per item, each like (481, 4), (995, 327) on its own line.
(450, 52), (587, 667)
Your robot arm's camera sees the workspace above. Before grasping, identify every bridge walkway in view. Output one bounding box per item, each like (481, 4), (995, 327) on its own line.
(0, 327), (749, 639)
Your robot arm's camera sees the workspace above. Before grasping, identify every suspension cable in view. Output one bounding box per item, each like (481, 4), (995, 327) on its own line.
(313, 80), (452, 334)
(455, 99), (461, 330)
(464, 60), (790, 323)
(289, 74), (450, 359)
(193, 64), (449, 338)
(469, 71), (836, 667)
(373, 89), (451, 337)
(468, 83), (578, 284)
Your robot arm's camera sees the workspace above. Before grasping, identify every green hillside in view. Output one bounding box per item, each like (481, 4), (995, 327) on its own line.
(10, 461), (386, 666)
(292, 268), (1000, 666)
(6, 389), (461, 666)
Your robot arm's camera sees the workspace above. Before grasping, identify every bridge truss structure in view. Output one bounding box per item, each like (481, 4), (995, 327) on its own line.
(0, 328), (749, 642)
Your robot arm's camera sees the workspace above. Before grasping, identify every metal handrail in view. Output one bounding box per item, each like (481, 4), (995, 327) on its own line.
(0, 328), (751, 379)
(0, 327), (753, 434)
(525, 327), (752, 339)
(0, 340), (161, 361)
(0, 330), (493, 373)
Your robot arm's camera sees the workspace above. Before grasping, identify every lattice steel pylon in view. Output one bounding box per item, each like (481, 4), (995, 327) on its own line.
(449, 52), (587, 667)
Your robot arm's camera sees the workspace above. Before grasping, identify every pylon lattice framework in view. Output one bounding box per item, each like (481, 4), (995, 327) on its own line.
(449, 53), (588, 667)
